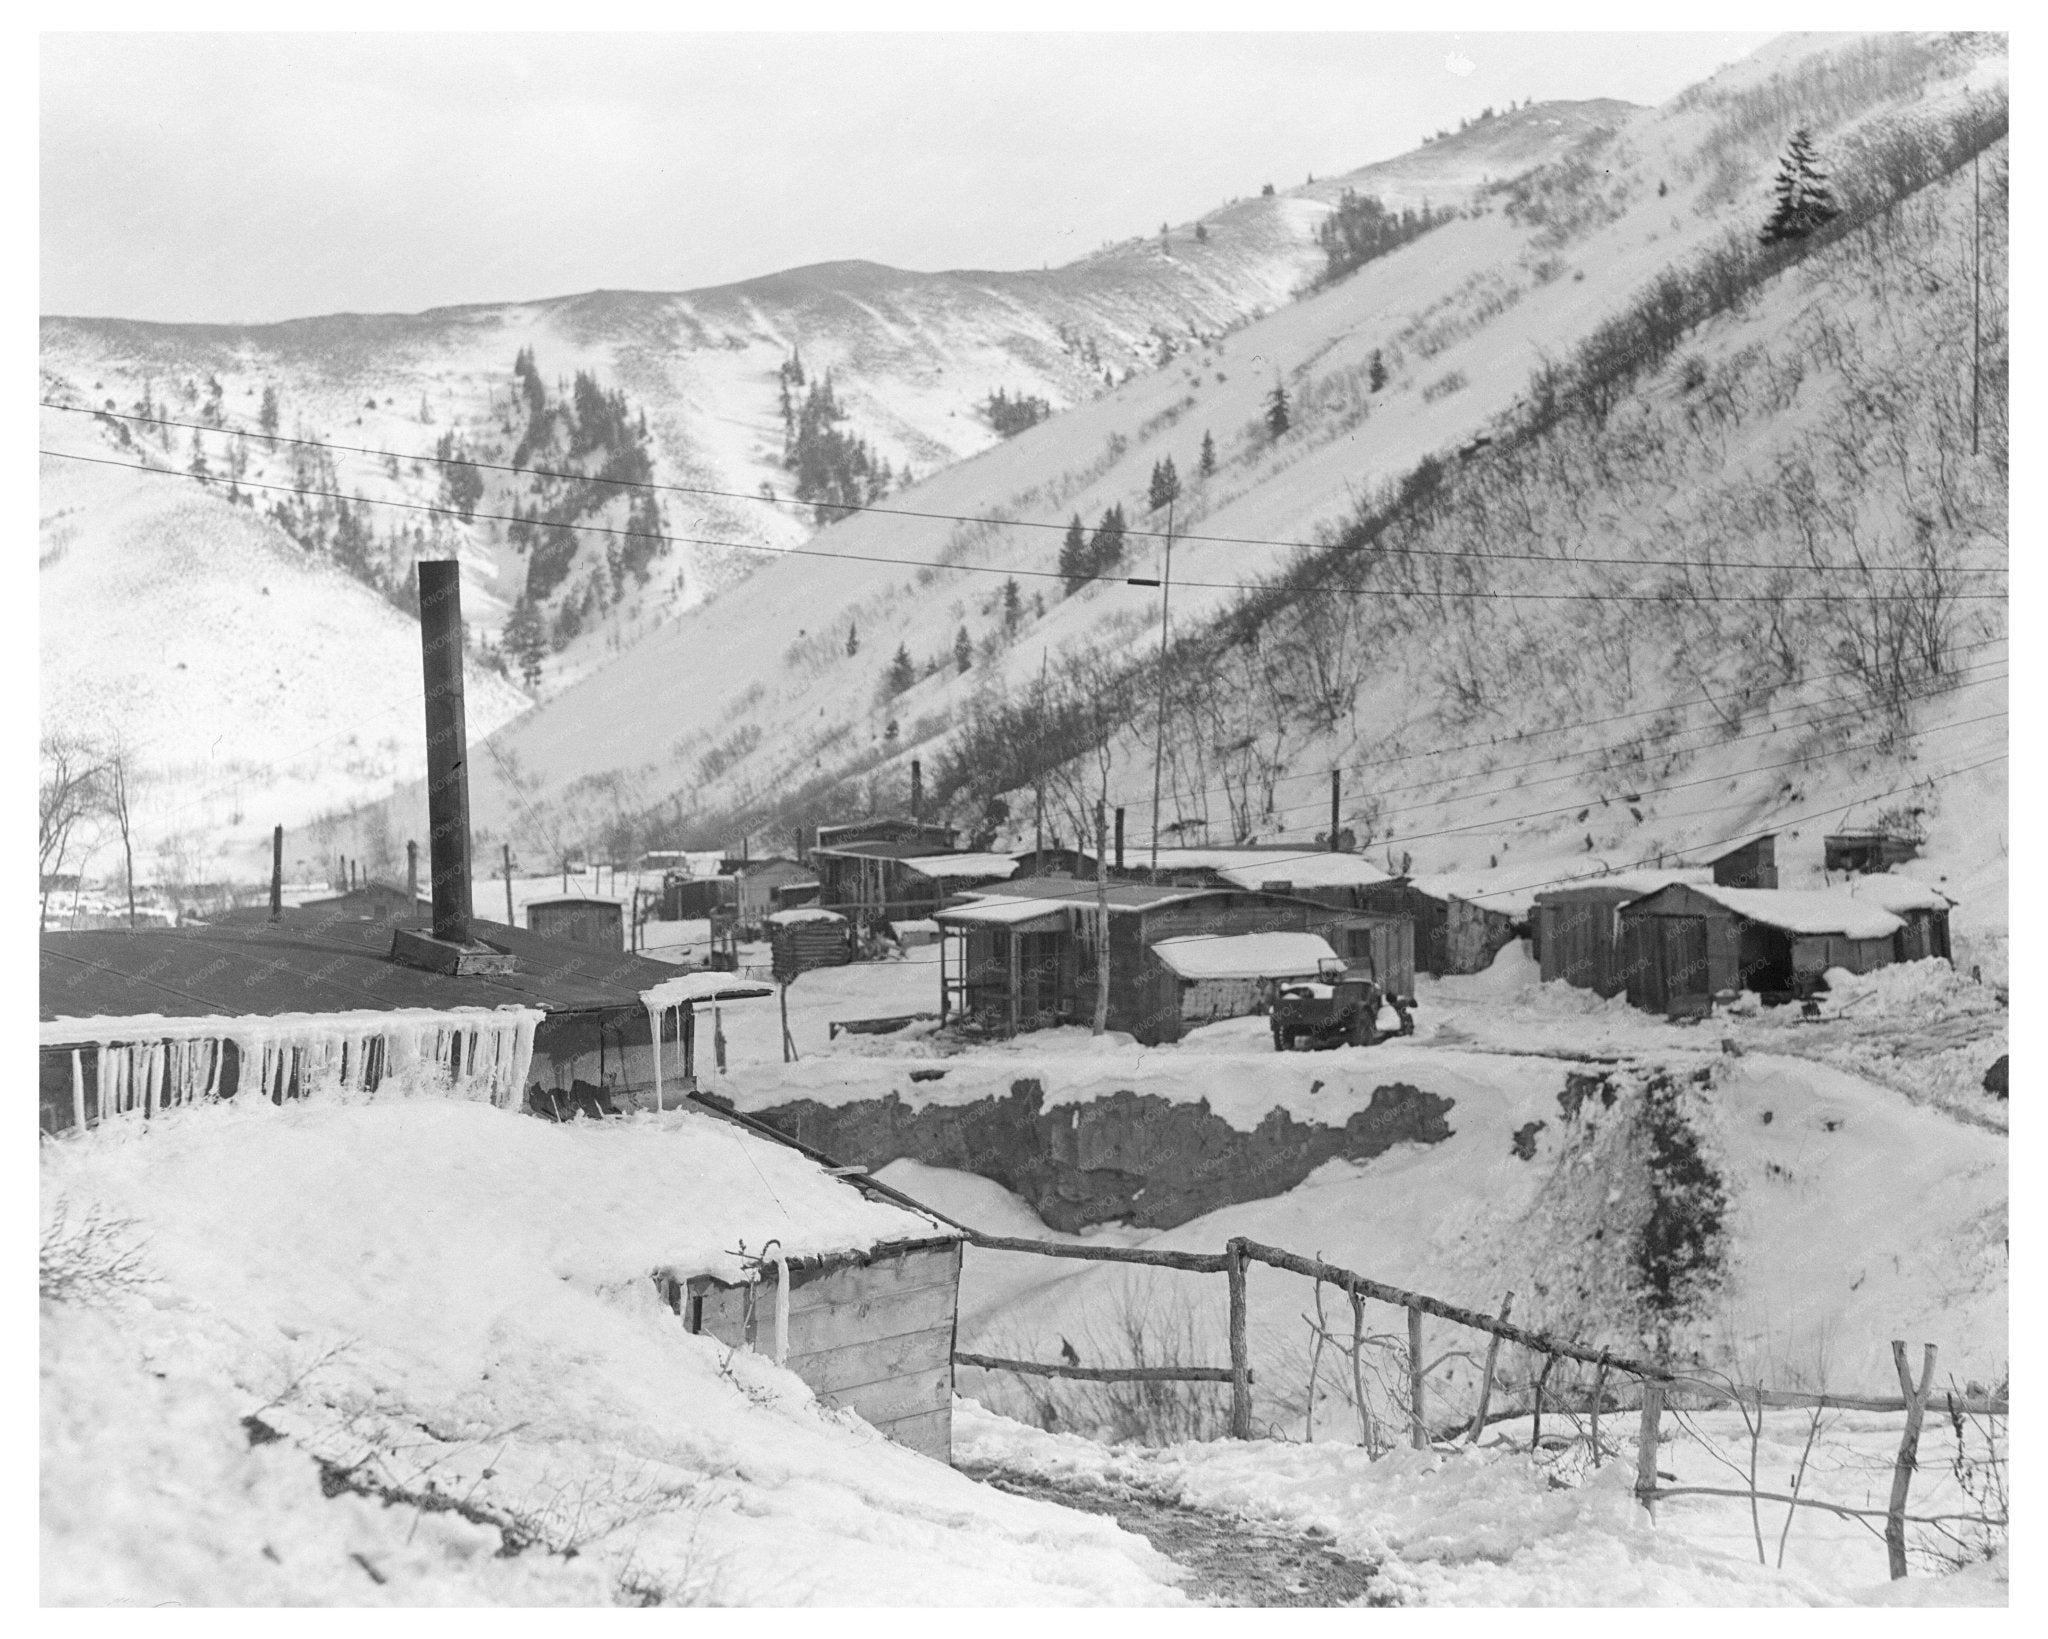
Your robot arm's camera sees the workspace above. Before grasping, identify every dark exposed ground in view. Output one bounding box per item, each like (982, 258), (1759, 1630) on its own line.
(961, 1464), (1392, 1607)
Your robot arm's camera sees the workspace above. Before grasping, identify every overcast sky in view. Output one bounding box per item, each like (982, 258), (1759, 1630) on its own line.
(42, 30), (1777, 326)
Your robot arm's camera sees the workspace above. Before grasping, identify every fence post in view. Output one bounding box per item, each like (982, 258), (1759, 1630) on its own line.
(1227, 1237), (1252, 1439)
(1407, 1303), (1427, 1449)
(1467, 1290), (1513, 1442)
(1635, 1378), (1664, 1515)
(1884, 1340), (1938, 1579)
(1590, 1361), (1609, 1468)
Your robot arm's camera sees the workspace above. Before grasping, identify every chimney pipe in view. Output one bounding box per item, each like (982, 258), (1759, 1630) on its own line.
(270, 825), (283, 921)
(910, 759), (922, 825)
(1114, 807), (1125, 872)
(417, 560), (475, 945)
(406, 839), (419, 906)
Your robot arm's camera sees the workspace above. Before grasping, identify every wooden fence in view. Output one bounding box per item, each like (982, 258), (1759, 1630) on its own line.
(951, 1229), (2008, 1580)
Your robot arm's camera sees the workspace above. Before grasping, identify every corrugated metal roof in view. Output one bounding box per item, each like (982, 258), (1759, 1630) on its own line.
(40, 911), (681, 1029)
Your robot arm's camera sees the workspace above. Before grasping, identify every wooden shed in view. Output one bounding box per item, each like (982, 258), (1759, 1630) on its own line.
(526, 896), (625, 952)
(1843, 874), (1956, 965)
(768, 907), (853, 979)
(664, 1212), (963, 1462)
(728, 858), (819, 937)
(809, 841), (1017, 931)
(936, 880), (1413, 1044)
(1825, 830), (1921, 875)
(1358, 873), (1526, 977)
(1533, 870), (1710, 996)
(1616, 883), (1905, 1014)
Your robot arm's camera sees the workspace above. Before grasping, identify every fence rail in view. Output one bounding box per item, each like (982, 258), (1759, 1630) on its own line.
(948, 1227), (2006, 1580)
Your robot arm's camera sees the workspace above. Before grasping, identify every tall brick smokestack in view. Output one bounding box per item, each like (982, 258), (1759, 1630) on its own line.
(417, 561), (474, 946)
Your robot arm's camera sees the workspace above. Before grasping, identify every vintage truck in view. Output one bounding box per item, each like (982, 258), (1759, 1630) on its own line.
(1268, 959), (1413, 1051)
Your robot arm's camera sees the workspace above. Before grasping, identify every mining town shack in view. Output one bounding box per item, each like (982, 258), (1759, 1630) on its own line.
(299, 880), (435, 922)
(526, 896), (625, 952)
(38, 910), (775, 1134)
(809, 828), (1018, 933)
(725, 858), (819, 937)
(936, 879), (1413, 1043)
(1532, 869), (1711, 996)
(767, 906), (853, 976)
(658, 1114), (965, 1461)
(1825, 830), (1922, 875)
(1615, 883), (1906, 1014)
(1356, 872), (1528, 977)
(1842, 873), (1955, 963)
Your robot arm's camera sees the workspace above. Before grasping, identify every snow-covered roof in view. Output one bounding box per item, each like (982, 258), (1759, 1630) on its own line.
(1211, 853), (1394, 891)
(934, 895), (1073, 928)
(1150, 932), (1340, 981)
(1534, 867), (1712, 901)
(639, 973), (776, 1010)
(1842, 874), (1956, 912)
(1403, 871), (1537, 916)
(1644, 884), (1905, 939)
(890, 918), (940, 935)
(899, 852), (1019, 881)
(766, 907), (845, 926)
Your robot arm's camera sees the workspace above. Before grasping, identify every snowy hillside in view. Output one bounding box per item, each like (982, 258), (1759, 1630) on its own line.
(327, 32), (2006, 965)
(38, 101), (1627, 881)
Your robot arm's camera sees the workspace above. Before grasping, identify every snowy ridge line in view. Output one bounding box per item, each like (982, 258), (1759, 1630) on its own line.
(43, 1006), (544, 1131)
(43, 401), (2014, 580)
(37, 449), (2011, 605)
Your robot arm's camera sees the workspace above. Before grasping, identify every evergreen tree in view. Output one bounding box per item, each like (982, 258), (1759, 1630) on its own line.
(1368, 349), (1388, 393)
(1198, 429), (1216, 477)
(1058, 513), (1090, 593)
(1265, 381), (1291, 438)
(886, 642), (916, 695)
(1087, 505), (1128, 576)
(1001, 576), (1024, 634)
(1760, 128), (1840, 245)
(846, 619), (860, 657)
(1147, 456), (1181, 511)
(258, 384), (279, 438)
(954, 625), (973, 674)
(503, 597), (547, 688)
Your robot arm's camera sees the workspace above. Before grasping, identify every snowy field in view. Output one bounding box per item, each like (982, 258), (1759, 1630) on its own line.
(41, 930), (2006, 1605)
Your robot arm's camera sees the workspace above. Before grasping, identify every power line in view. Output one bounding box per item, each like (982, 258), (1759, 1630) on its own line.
(1125, 711), (2006, 884)
(50, 400), (2013, 576)
(38, 445), (2011, 605)
(1163, 655), (2007, 817)
(1460, 752), (2009, 904)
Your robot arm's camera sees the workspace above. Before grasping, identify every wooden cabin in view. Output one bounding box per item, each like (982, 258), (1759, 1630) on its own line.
(1126, 846), (1396, 909)
(1358, 873), (1526, 977)
(727, 858), (819, 937)
(526, 896), (624, 952)
(1532, 870), (1710, 996)
(1616, 883), (1905, 1014)
(1825, 830), (1922, 875)
(1843, 874), (1956, 964)
(936, 880), (1413, 1043)
(37, 910), (772, 1134)
(809, 840), (1017, 931)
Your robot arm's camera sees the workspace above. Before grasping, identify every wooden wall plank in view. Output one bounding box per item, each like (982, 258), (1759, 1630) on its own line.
(865, 1405), (953, 1464)
(825, 1364), (952, 1427)
(786, 1323), (954, 1396)
(785, 1281), (959, 1357)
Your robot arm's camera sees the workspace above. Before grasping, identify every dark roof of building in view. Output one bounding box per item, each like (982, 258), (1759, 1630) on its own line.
(526, 896), (624, 912)
(40, 909), (679, 1029)
(299, 882), (431, 910)
(972, 878), (1223, 910)
(809, 839), (963, 861)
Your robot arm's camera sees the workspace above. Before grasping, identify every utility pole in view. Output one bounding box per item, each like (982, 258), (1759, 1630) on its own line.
(1094, 798), (1110, 1036)
(1330, 769), (1342, 851)
(1971, 149), (1982, 456)
(270, 825), (283, 922)
(503, 843), (515, 925)
(1034, 651), (1047, 860)
(1149, 498), (1175, 873)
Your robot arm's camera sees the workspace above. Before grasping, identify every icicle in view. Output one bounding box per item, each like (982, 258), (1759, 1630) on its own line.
(646, 997), (664, 1113)
(143, 1041), (159, 1119)
(774, 1254), (791, 1365)
(70, 1049), (85, 1135)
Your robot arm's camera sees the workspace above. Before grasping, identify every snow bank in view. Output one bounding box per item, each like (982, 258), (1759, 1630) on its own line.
(41, 1098), (1182, 1606)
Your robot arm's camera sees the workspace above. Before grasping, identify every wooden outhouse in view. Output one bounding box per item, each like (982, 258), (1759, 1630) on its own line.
(1532, 870), (1709, 996)
(1615, 883), (1905, 1014)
